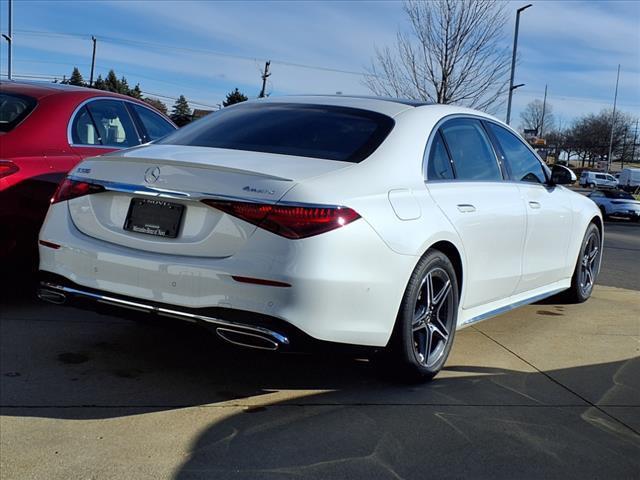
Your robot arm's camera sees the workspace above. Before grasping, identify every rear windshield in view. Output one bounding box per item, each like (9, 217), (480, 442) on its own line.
(0, 93), (37, 132)
(157, 103), (395, 163)
(604, 190), (634, 199)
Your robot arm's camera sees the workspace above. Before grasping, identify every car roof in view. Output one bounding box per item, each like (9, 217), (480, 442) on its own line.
(0, 80), (133, 101)
(255, 94), (498, 120)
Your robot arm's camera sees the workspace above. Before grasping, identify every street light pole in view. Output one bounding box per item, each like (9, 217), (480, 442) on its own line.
(2, 0), (13, 79)
(506, 3), (532, 125)
(606, 64), (621, 173)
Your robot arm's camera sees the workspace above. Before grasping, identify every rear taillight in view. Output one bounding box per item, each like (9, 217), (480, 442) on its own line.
(202, 200), (361, 239)
(0, 160), (19, 179)
(51, 178), (105, 204)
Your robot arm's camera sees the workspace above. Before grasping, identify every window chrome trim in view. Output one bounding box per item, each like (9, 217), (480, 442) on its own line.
(67, 96), (173, 148)
(422, 113), (505, 183)
(482, 119), (550, 184)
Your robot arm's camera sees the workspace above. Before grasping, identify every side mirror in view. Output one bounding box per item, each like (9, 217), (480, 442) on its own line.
(549, 164), (576, 186)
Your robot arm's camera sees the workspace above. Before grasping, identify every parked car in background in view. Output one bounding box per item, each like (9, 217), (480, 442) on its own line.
(0, 81), (177, 277)
(37, 96), (603, 381)
(618, 167), (640, 192)
(588, 189), (640, 221)
(579, 171), (618, 189)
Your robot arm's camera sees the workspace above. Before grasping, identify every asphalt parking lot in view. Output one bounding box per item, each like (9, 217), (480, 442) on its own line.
(1, 220), (639, 479)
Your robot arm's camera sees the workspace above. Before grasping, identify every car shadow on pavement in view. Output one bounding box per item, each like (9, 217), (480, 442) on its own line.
(2, 295), (639, 478)
(172, 360), (640, 480)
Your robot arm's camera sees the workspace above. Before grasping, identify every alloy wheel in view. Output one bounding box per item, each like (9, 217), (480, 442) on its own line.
(412, 267), (455, 368)
(579, 232), (600, 295)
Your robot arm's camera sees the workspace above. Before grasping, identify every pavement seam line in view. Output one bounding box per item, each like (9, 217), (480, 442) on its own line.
(471, 326), (640, 436)
(1, 403), (623, 408)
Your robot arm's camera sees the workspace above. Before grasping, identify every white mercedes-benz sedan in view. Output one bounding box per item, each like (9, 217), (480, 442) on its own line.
(37, 96), (603, 380)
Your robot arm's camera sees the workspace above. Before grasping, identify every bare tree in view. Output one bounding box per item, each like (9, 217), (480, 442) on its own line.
(520, 99), (555, 136)
(364, 0), (511, 112)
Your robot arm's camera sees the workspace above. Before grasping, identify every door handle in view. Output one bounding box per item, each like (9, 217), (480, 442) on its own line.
(456, 204), (476, 213)
(528, 201), (541, 209)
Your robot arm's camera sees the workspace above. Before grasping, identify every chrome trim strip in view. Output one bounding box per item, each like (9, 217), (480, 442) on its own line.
(66, 175), (345, 209)
(40, 282), (290, 345)
(216, 328), (279, 351)
(461, 287), (566, 327)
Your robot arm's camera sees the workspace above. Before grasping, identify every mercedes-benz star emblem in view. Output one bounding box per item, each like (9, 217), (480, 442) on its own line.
(144, 166), (161, 184)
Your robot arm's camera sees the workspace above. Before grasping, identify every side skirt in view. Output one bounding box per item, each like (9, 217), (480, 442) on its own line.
(458, 282), (570, 328)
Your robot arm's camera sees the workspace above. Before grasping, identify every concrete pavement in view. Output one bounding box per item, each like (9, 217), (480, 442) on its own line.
(1, 220), (639, 479)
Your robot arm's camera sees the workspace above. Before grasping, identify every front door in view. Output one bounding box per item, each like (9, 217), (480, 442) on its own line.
(425, 118), (526, 309)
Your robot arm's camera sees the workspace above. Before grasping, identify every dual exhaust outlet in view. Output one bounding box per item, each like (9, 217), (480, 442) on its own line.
(37, 285), (288, 352)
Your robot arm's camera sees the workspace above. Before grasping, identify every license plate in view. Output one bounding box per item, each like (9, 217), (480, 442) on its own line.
(124, 198), (184, 238)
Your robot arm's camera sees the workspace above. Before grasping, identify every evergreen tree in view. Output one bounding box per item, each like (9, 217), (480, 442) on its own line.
(60, 75), (69, 85)
(129, 83), (143, 99)
(69, 67), (85, 86)
(119, 76), (130, 95)
(171, 95), (192, 126)
(223, 88), (248, 107)
(143, 97), (168, 115)
(105, 70), (120, 93)
(93, 75), (106, 90)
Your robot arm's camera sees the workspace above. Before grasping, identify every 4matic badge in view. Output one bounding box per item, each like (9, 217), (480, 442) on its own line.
(243, 185), (275, 195)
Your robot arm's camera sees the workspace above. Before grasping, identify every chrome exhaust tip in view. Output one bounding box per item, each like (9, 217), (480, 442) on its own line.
(36, 289), (67, 305)
(216, 327), (280, 351)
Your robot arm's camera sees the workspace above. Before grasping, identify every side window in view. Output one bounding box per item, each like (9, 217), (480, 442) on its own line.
(440, 118), (502, 181)
(71, 106), (101, 145)
(86, 100), (139, 147)
(131, 104), (175, 141)
(596, 174), (606, 180)
(426, 131), (454, 180)
(486, 123), (547, 184)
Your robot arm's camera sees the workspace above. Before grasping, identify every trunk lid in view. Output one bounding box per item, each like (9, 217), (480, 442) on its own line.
(66, 145), (352, 257)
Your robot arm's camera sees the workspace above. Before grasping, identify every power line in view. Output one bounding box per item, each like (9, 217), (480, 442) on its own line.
(14, 28), (369, 77)
(0, 72), (219, 109)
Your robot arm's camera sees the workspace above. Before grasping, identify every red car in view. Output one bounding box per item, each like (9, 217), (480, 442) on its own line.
(0, 80), (177, 277)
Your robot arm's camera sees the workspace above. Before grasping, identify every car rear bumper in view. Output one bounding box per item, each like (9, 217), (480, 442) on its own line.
(39, 202), (416, 347)
(37, 271), (322, 352)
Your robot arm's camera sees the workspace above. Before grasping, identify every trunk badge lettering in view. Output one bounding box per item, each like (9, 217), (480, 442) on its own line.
(144, 166), (161, 184)
(243, 186), (275, 195)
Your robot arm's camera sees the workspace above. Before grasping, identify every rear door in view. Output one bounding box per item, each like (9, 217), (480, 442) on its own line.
(69, 98), (141, 161)
(425, 117), (526, 309)
(485, 121), (574, 293)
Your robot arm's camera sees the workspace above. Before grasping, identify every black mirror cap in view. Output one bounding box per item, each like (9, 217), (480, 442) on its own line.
(550, 164), (577, 185)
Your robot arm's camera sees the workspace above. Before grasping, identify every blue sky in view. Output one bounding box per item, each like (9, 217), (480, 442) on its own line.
(0, 0), (638, 126)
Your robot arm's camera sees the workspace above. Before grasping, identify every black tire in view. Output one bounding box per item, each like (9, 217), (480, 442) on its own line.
(388, 249), (459, 382)
(564, 223), (601, 303)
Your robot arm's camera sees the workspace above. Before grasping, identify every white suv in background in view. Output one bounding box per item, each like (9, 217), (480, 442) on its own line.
(580, 171), (618, 189)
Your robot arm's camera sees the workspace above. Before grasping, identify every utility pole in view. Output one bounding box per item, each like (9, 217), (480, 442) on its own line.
(628, 119), (638, 171)
(259, 61), (270, 98)
(620, 125), (628, 170)
(89, 36), (97, 86)
(606, 64), (621, 173)
(1, 0), (13, 79)
(540, 84), (548, 138)
(506, 3), (532, 125)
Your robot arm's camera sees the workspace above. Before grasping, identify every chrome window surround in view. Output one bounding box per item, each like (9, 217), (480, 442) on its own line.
(66, 96), (173, 149)
(422, 113), (548, 185)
